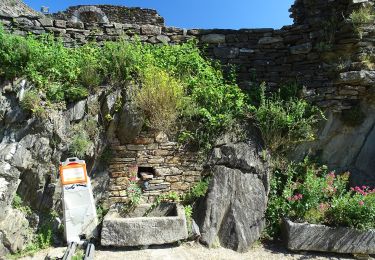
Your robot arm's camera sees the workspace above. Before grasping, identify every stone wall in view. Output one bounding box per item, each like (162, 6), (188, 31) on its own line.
(108, 132), (203, 204)
(53, 5), (164, 26)
(0, 1), (373, 112)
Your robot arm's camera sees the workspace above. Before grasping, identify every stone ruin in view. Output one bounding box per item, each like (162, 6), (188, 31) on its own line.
(1, 0), (375, 254)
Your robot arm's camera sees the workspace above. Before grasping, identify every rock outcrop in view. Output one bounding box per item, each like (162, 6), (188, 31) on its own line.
(196, 139), (270, 252)
(0, 79), (110, 254)
(0, 208), (32, 255)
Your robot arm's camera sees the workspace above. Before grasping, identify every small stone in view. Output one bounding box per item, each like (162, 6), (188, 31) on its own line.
(155, 132), (168, 143)
(214, 47), (240, 59)
(239, 48), (255, 54)
(290, 43), (312, 54)
(156, 35), (170, 44)
(352, 0), (369, 3)
(54, 20), (66, 28)
(38, 18), (53, 27)
(201, 34), (226, 44)
(126, 144), (145, 151)
(141, 25), (161, 35)
(171, 182), (189, 191)
(258, 36), (283, 45)
(148, 158), (165, 164)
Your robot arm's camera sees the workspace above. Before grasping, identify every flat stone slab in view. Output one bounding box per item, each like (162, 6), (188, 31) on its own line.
(101, 203), (188, 247)
(284, 219), (375, 254)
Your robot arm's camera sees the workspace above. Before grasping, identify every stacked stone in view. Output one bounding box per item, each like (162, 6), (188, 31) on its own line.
(1, 1), (375, 111)
(108, 132), (203, 205)
(53, 5), (165, 26)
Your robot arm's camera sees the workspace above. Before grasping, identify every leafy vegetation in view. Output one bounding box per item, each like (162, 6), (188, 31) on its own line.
(0, 27), (247, 151)
(350, 6), (375, 25)
(12, 194), (32, 215)
(350, 6), (375, 37)
(133, 67), (184, 133)
(69, 132), (93, 158)
(250, 83), (323, 155)
(182, 178), (210, 204)
(20, 90), (46, 118)
(266, 158), (375, 239)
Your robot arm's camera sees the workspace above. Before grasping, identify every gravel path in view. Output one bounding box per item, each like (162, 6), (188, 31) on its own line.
(17, 242), (369, 260)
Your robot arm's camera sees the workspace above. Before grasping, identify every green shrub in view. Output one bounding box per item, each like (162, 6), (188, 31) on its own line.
(182, 178), (209, 204)
(64, 86), (89, 102)
(12, 194), (32, 215)
(266, 158), (375, 239)
(350, 6), (375, 37)
(77, 44), (103, 90)
(0, 26), (30, 79)
(20, 90), (46, 118)
(69, 132), (93, 158)
(133, 67), (184, 133)
(350, 6), (375, 25)
(0, 29), (247, 151)
(102, 39), (143, 84)
(251, 83), (323, 154)
(327, 189), (375, 230)
(46, 83), (65, 102)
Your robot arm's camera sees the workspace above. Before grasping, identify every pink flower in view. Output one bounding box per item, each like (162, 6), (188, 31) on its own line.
(288, 193), (303, 202)
(318, 203), (330, 212)
(359, 201), (364, 206)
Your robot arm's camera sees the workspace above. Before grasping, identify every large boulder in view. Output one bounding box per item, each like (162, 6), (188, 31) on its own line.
(0, 208), (32, 255)
(196, 140), (269, 252)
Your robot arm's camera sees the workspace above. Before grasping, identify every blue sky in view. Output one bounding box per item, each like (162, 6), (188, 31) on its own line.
(24, 0), (294, 29)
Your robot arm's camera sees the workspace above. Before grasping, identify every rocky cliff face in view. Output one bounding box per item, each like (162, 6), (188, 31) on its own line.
(0, 79), (112, 254)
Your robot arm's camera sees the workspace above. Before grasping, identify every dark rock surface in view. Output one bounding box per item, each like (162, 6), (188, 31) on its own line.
(196, 140), (269, 252)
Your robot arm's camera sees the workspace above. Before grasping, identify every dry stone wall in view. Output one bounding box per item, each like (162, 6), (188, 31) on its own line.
(0, 1), (374, 113)
(108, 132), (203, 204)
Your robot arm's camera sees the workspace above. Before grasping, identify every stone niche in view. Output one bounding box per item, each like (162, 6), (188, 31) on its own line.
(108, 131), (203, 205)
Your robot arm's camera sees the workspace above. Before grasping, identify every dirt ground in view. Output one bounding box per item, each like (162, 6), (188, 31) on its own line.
(17, 241), (372, 260)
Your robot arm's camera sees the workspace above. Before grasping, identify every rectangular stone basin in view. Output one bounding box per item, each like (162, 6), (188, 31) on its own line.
(284, 219), (375, 254)
(101, 203), (188, 247)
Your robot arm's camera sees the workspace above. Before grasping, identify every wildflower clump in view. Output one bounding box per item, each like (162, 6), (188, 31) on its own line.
(266, 159), (375, 237)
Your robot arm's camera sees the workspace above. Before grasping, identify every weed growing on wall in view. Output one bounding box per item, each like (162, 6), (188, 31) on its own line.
(0, 27), (247, 151)
(350, 6), (375, 37)
(133, 66), (185, 133)
(250, 83), (323, 155)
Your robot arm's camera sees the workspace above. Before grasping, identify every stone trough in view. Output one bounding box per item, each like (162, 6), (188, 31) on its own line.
(284, 219), (375, 254)
(101, 203), (188, 247)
